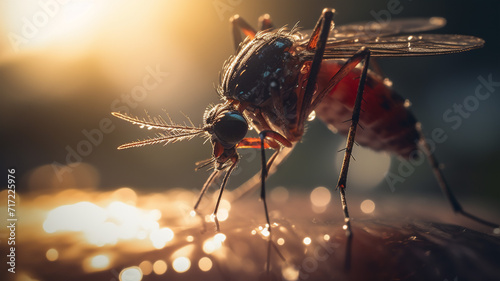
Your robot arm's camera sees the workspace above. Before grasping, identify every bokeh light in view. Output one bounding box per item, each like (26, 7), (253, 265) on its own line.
(271, 186), (289, 204)
(138, 261), (153, 275)
(86, 254), (110, 272)
(360, 199), (376, 214)
(277, 237), (285, 246)
(172, 257), (191, 273)
(310, 186), (331, 207)
(303, 237), (312, 245)
(153, 260), (167, 275)
(119, 266), (143, 281)
(282, 265), (300, 281)
(202, 234), (225, 254)
(310, 186), (331, 213)
(198, 257), (213, 272)
(149, 227), (174, 249)
(46, 248), (59, 262)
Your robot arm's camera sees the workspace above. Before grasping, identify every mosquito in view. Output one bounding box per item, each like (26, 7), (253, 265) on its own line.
(112, 8), (498, 271)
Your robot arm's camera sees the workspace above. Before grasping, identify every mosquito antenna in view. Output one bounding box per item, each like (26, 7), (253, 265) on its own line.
(112, 112), (203, 133)
(112, 112), (206, 150)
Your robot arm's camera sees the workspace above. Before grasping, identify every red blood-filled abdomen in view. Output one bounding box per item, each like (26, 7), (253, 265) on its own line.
(313, 61), (419, 157)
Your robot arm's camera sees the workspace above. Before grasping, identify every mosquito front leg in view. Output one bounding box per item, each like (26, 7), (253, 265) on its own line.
(193, 169), (219, 212)
(255, 130), (292, 273)
(211, 156), (239, 232)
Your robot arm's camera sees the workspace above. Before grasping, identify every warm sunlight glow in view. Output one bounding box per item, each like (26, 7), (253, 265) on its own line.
(4, 0), (116, 52)
(43, 200), (168, 247)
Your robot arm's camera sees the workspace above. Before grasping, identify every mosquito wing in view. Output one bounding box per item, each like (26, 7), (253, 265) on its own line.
(298, 17), (446, 43)
(329, 17), (447, 41)
(297, 17), (483, 58)
(299, 33), (484, 59)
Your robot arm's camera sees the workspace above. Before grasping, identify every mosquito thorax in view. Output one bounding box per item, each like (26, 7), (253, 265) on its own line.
(220, 30), (302, 107)
(203, 104), (248, 149)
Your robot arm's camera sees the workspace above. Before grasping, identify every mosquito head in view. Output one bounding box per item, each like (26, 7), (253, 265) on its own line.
(204, 104), (248, 149)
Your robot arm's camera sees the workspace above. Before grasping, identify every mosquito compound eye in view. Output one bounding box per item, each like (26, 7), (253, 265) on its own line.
(213, 111), (248, 148)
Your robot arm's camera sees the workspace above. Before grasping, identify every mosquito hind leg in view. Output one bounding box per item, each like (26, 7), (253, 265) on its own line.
(416, 125), (500, 231)
(321, 47), (371, 271)
(258, 13), (274, 31)
(229, 15), (257, 50)
(297, 7), (371, 270)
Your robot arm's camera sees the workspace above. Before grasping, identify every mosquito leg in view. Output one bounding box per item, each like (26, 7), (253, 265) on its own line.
(259, 130), (274, 273)
(212, 157), (239, 232)
(297, 7), (372, 269)
(416, 125), (500, 230)
(194, 169), (219, 211)
(295, 8), (335, 130)
(229, 14), (257, 50)
(335, 48), (371, 270)
(230, 146), (294, 202)
(311, 47), (372, 110)
(231, 128), (293, 200)
(258, 13), (274, 31)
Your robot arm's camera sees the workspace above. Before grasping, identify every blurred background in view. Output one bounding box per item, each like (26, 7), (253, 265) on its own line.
(1, 0), (499, 204)
(1, 0), (500, 280)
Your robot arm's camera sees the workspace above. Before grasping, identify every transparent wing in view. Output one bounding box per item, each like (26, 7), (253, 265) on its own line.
(323, 34), (484, 58)
(296, 17), (482, 58)
(333, 17), (446, 39)
(298, 17), (447, 42)
(299, 34), (484, 59)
